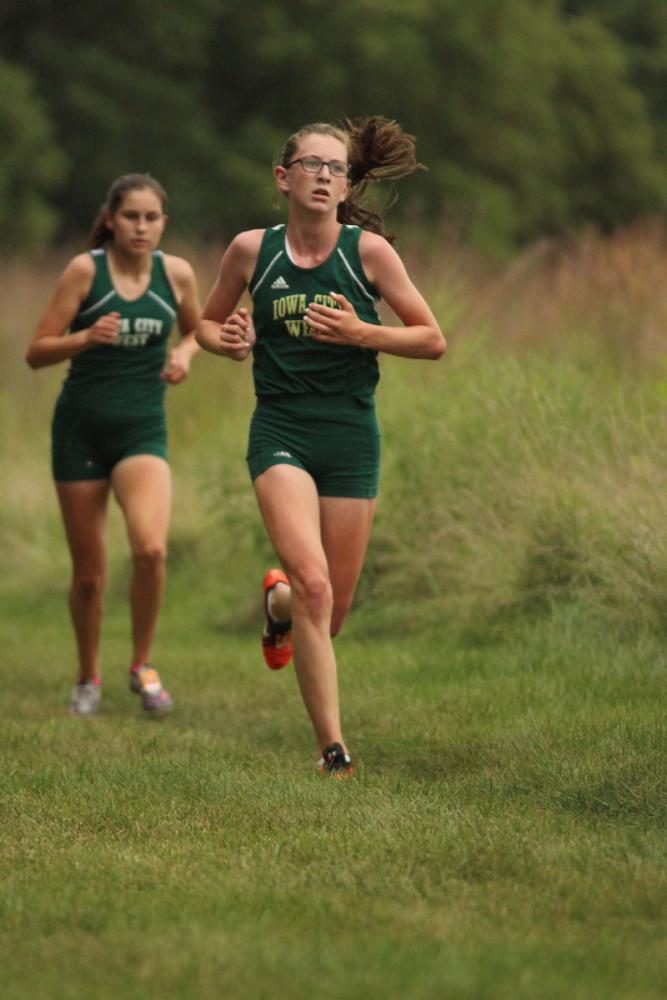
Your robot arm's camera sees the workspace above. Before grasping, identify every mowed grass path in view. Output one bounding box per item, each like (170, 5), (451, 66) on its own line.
(1, 586), (664, 1000)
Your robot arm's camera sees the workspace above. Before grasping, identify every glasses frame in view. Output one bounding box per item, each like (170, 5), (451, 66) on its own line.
(285, 155), (350, 178)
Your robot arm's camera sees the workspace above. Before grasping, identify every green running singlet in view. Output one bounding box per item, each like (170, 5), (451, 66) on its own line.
(51, 249), (178, 481)
(63, 248), (178, 414)
(246, 225), (382, 497)
(249, 224), (381, 398)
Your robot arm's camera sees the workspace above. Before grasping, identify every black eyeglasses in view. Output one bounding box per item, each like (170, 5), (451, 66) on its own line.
(285, 155), (350, 178)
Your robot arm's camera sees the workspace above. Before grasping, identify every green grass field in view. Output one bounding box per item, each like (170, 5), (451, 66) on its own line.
(2, 590), (665, 999)
(1, 230), (666, 997)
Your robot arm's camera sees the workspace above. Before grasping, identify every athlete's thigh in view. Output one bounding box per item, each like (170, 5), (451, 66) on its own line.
(253, 463), (327, 577)
(111, 455), (172, 550)
(55, 479), (111, 573)
(320, 496), (376, 607)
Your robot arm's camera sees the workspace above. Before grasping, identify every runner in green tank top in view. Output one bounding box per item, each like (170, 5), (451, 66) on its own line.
(249, 222), (380, 399)
(61, 244), (180, 415)
(26, 174), (201, 717)
(198, 117), (446, 776)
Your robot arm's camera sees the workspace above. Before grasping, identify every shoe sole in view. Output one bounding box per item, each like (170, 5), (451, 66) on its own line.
(263, 568), (292, 670)
(263, 567), (290, 592)
(318, 766), (355, 779)
(142, 690), (173, 713)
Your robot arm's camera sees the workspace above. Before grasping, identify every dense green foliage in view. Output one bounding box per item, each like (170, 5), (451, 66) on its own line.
(2, 0), (666, 251)
(0, 59), (65, 245)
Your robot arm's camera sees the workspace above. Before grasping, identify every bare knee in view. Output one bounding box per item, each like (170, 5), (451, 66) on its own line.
(71, 573), (105, 604)
(132, 543), (167, 574)
(292, 568), (332, 624)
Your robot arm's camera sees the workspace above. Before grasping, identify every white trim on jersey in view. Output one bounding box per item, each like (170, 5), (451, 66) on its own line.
(252, 251), (284, 296)
(147, 289), (177, 321)
(78, 289), (116, 317)
(336, 248), (377, 304)
(284, 234), (297, 264)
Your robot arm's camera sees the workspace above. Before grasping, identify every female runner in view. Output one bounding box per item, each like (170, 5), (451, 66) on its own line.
(197, 119), (445, 771)
(27, 173), (200, 716)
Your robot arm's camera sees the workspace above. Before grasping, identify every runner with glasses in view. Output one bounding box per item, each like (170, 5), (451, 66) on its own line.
(285, 155), (350, 177)
(197, 117), (445, 775)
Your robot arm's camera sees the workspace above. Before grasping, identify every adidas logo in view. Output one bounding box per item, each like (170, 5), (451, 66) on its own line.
(271, 276), (289, 289)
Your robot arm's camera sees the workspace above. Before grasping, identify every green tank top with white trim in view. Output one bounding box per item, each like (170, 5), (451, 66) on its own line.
(58, 249), (178, 415)
(249, 224), (381, 398)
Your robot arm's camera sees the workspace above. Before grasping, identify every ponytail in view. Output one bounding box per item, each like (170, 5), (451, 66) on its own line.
(278, 117), (424, 243)
(341, 117), (424, 242)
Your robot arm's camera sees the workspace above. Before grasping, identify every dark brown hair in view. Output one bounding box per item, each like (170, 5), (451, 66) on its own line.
(277, 116), (424, 242)
(87, 173), (168, 248)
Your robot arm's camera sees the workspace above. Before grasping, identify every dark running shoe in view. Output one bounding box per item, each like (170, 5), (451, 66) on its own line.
(262, 568), (292, 670)
(317, 742), (354, 778)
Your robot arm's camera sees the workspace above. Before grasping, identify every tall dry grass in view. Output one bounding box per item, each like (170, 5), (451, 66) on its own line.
(369, 221), (667, 634)
(450, 219), (667, 364)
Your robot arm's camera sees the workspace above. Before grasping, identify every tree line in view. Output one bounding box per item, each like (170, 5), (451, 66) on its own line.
(1, 0), (666, 253)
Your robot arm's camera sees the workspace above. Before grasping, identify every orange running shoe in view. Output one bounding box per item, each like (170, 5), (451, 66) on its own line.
(262, 568), (292, 670)
(129, 663), (173, 714)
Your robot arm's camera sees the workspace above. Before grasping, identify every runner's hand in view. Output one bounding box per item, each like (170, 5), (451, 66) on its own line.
(305, 294), (365, 346)
(161, 342), (192, 384)
(220, 307), (255, 360)
(86, 311), (122, 346)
